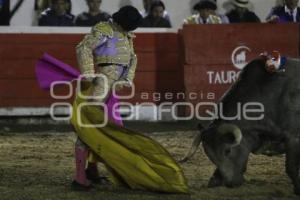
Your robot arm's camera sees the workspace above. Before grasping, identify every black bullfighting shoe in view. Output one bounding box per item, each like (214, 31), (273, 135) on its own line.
(71, 180), (93, 191)
(85, 168), (111, 185)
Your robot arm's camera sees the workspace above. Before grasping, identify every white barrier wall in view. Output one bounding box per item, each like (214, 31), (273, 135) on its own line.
(10, 0), (290, 29)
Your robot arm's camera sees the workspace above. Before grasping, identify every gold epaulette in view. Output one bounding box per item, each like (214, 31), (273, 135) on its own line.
(127, 32), (136, 38)
(92, 22), (114, 38)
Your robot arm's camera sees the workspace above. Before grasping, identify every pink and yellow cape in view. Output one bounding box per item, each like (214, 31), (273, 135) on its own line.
(36, 53), (188, 193)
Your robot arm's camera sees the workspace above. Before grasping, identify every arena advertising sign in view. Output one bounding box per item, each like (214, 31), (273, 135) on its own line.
(231, 46), (252, 70)
(207, 45), (252, 85)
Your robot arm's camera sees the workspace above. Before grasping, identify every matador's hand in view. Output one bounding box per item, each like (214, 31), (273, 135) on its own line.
(82, 73), (96, 82)
(114, 78), (133, 91)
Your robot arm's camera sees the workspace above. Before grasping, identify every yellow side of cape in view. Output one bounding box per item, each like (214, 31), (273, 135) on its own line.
(70, 83), (188, 193)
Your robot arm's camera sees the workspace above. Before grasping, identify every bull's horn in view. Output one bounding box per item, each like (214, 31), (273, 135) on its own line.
(179, 132), (202, 163)
(218, 123), (242, 146)
(179, 125), (204, 163)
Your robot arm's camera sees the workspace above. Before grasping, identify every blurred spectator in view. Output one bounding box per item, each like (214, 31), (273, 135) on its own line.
(140, 0), (171, 24)
(34, 0), (51, 25)
(75, 0), (110, 26)
(35, 0), (50, 12)
(226, 0), (260, 23)
(0, 0), (24, 25)
(38, 0), (74, 26)
(140, 0), (171, 27)
(184, 0), (229, 24)
(0, 0), (9, 25)
(35, 0), (71, 14)
(266, 0), (300, 23)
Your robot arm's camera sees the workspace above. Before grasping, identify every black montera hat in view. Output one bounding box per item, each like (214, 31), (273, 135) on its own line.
(193, 0), (217, 11)
(112, 5), (143, 31)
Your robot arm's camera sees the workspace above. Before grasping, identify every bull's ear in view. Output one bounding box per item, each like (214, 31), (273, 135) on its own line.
(198, 123), (204, 131)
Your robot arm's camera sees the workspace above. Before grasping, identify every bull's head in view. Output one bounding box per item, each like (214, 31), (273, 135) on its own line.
(181, 123), (251, 188)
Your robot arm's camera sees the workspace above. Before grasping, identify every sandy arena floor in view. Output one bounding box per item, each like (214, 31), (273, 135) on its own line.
(0, 130), (298, 200)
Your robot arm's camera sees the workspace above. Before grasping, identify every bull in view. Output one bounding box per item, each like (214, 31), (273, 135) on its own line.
(181, 57), (300, 195)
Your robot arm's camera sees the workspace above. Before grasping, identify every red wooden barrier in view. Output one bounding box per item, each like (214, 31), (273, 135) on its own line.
(0, 32), (183, 107)
(183, 23), (299, 65)
(0, 24), (299, 110)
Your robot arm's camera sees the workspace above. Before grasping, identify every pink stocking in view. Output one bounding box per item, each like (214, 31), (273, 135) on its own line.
(74, 146), (90, 186)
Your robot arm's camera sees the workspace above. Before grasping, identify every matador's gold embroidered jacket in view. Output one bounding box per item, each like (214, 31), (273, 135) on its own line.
(76, 21), (137, 83)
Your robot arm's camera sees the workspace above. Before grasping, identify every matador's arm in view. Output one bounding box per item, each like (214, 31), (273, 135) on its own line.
(76, 23), (113, 77)
(125, 33), (137, 84)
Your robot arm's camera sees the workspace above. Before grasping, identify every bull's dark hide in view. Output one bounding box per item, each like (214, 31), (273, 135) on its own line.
(183, 57), (300, 196)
